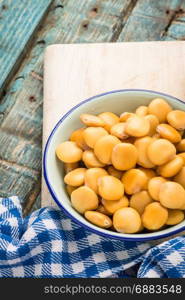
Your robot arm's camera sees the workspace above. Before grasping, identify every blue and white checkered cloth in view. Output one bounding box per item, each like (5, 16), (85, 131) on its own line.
(0, 196), (184, 278)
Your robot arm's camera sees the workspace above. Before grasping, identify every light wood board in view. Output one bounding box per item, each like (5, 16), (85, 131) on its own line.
(42, 41), (185, 208)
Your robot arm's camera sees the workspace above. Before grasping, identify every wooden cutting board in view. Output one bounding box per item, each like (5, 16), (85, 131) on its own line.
(42, 41), (185, 208)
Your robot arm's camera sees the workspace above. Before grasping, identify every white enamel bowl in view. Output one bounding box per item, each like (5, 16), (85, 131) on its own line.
(44, 89), (185, 241)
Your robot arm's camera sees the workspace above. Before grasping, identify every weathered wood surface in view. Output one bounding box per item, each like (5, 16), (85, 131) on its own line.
(0, 0), (52, 93)
(1, 0), (185, 214)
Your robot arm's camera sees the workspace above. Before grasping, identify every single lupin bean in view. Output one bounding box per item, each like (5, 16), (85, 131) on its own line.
(125, 115), (150, 137)
(167, 110), (185, 130)
(85, 211), (112, 228)
(142, 202), (168, 230)
(102, 196), (129, 214)
(98, 175), (124, 200)
(71, 186), (99, 214)
(110, 122), (129, 140)
(113, 207), (141, 233)
(156, 124), (181, 143)
(147, 139), (176, 165)
(166, 209), (184, 225)
(135, 106), (148, 117)
(121, 169), (148, 195)
(80, 113), (105, 127)
(159, 181), (185, 209)
(56, 141), (83, 163)
(157, 155), (184, 177)
(64, 168), (87, 186)
(111, 143), (138, 170)
(148, 98), (172, 122)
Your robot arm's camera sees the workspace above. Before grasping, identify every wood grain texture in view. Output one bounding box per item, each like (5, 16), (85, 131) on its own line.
(0, 0), (52, 92)
(1, 0), (185, 213)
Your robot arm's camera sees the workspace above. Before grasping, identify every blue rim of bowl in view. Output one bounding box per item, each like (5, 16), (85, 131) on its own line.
(43, 88), (185, 242)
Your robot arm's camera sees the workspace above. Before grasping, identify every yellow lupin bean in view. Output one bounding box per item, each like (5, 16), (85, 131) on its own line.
(121, 169), (148, 195)
(125, 115), (150, 137)
(71, 186), (99, 214)
(157, 155), (184, 177)
(113, 207), (141, 233)
(82, 150), (105, 168)
(120, 112), (135, 122)
(110, 122), (129, 140)
(98, 175), (124, 200)
(135, 105), (148, 117)
(159, 181), (185, 209)
(147, 139), (176, 165)
(94, 135), (120, 164)
(56, 141), (83, 163)
(156, 124), (181, 143)
(64, 162), (79, 174)
(83, 127), (108, 148)
(98, 112), (119, 132)
(107, 166), (123, 179)
(130, 191), (153, 215)
(148, 98), (172, 122)
(70, 128), (89, 150)
(176, 139), (185, 152)
(134, 137), (155, 168)
(174, 166), (185, 189)
(85, 211), (112, 228)
(80, 113), (105, 127)
(66, 185), (77, 196)
(144, 114), (159, 136)
(166, 209), (184, 225)
(138, 168), (156, 189)
(111, 143), (138, 170)
(64, 168), (86, 186)
(102, 196), (129, 214)
(148, 176), (167, 201)
(84, 167), (108, 193)
(142, 202), (168, 230)
(178, 153), (185, 165)
(167, 110), (185, 130)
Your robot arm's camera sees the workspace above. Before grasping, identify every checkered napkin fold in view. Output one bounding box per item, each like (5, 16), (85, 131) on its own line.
(0, 197), (184, 278)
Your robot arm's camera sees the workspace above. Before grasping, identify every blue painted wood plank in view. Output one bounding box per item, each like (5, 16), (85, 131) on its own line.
(118, 0), (183, 41)
(0, 0), (52, 91)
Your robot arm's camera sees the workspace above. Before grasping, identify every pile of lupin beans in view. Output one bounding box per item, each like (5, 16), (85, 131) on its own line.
(56, 98), (185, 234)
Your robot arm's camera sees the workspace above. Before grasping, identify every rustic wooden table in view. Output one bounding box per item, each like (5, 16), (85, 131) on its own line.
(1, 0), (185, 215)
